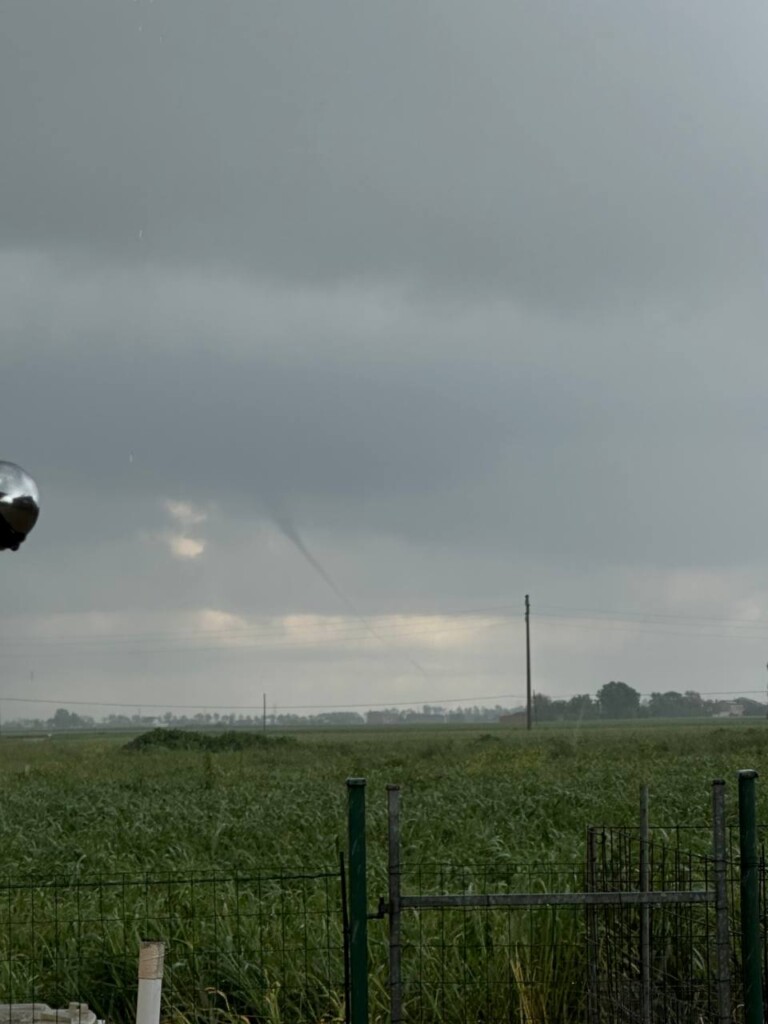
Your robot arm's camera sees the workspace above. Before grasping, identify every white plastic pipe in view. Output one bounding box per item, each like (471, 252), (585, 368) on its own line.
(135, 941), (165, 1024)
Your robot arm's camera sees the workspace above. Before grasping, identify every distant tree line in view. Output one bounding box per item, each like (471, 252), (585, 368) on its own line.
(3, 704), (521, 732)
(1, 684), (764, 733)
(532, 681), (767, 722)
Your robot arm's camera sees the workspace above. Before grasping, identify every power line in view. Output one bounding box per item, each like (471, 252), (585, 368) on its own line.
(538, 605), (768, 629)
(0, 602), (523, 647)
(0, 692), (524, 712)
(0, 618), (510, 660)
(535, 615), (768, 643)
(4, 601), (768, 654)
(1, 685), (765, 715)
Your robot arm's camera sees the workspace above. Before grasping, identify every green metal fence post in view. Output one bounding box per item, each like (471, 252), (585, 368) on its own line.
(738, 768), (763, 1024)
(347, 778), (369, 1024)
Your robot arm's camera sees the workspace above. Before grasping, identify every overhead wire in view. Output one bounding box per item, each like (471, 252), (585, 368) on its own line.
(3, 599), (768, 650)
(0, 692), (524, 712)
(0, 601), (523, 648)
(0, 615), (510, 659)
(4, 607), (768, 661)
(0, 686), (762, 715)
(3, 601), (768, 711)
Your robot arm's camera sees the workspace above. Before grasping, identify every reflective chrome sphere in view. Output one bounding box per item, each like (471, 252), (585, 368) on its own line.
(0, 462), (40, 551)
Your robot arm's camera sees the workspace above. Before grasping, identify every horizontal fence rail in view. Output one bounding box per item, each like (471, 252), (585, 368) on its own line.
(400, 891), (714, 908)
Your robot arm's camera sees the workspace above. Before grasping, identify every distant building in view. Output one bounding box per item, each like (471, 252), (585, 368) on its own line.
(713, 702), (745, 719)
(366, 710), (401, 726)
(499, 711), (527, 727)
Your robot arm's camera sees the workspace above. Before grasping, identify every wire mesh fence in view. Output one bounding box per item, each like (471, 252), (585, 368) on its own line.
(0, 852), (727, 1024)
(380, 852), (724, 1024)
(0, 868), (346, 1024)
(382, 783), (732, 1024)
(382, 861), (588, 1024)
(0, 778), (762, 1024)
(587, 824), (723, 1024)
(757, 834), (768, 1019)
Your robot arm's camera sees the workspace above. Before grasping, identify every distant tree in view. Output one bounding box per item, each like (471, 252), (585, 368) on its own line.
(51, 708), (72, 728)
(533, 694), (567, 722)
(683, 690), (711, 716)
(50, 707), (91, 729)
(648, 691), (684, 717)
(597, 681), (640, 719)
(533, 693), (554, 721)
(566, 694), (596, 720)
(647, 690), (706, 718)
(107, 713), (132, 726)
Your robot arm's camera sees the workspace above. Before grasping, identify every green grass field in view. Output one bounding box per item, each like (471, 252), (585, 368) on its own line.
(0, 720), (763, 874)
(0, 721), (763, 1022)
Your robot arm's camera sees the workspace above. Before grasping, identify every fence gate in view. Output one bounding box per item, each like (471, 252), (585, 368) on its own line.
(380, 781), (732, 1024)
(585, 789), (729, 1023)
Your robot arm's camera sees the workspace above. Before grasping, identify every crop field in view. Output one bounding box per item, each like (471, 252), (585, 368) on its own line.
(0, 720), (764, 873)
(0, 720), (764, 1023)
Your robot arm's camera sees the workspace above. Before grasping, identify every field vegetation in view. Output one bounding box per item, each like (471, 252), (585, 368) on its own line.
(0, 719), (764, 873)
(0, 720), (764, 1022)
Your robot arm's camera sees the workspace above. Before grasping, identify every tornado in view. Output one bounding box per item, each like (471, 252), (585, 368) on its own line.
(262, 496), (426, 675)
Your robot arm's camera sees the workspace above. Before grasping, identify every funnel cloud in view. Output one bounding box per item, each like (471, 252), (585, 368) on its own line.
(1, 1), (767, 712)
(262, 496), (427, 675)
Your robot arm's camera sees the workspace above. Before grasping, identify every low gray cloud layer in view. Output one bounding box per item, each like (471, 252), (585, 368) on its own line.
(2, 2), (768, 714)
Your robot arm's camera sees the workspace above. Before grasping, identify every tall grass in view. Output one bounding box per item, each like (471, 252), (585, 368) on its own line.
(0, 720), (761, 1021)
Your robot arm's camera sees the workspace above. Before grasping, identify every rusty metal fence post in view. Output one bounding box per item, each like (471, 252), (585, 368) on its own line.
(387, 785), (403, 1024)
(639, 785), (651, 1024)
(586, 826), (600, 1024)
(711, 778), (731, 1024)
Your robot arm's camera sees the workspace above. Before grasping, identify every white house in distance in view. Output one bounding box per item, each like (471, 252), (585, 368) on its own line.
(713, 702), (745, 719)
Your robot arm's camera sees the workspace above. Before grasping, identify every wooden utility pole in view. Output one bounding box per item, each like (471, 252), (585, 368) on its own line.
(525, 595), (532, 730)
(263, 692), (267, 733)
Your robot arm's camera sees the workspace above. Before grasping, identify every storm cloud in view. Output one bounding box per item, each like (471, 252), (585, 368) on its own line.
(2, 1), (768, 715)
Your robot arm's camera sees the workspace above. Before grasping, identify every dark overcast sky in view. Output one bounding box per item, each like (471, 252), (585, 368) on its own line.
(2, 1), (768, 717)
